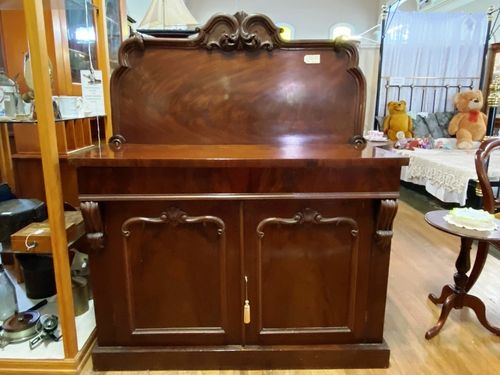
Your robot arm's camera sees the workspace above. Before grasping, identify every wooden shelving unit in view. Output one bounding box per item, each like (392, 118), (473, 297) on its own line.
(12, 118), (94, 154)
(0, 0), (114, 373)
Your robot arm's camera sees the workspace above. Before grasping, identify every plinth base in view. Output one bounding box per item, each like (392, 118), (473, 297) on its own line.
(92, 342), (390, 370)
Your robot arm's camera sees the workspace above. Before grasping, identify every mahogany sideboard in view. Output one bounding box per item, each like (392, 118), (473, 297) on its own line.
(70, 12), (409, 370)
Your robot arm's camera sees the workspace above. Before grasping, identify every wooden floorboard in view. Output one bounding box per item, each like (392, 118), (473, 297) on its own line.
(82, 201), (500, 375)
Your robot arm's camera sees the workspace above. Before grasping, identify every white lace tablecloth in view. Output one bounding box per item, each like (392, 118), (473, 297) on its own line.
(396, 148), (500, 206)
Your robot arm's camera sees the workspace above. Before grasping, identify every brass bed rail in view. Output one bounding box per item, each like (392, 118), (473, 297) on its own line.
(379, 76), (480, 116)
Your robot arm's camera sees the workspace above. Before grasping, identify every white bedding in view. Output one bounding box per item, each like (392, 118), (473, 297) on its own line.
(395, 146), (500, 206)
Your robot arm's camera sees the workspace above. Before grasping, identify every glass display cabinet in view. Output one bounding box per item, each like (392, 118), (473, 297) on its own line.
(64, 0), (126, 78)
(0, 0), (113, 373)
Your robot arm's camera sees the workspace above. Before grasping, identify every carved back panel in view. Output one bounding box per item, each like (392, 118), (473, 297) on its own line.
(111, 12), (366, 145)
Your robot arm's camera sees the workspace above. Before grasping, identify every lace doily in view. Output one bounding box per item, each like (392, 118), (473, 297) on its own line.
(397, 148), (500, 194)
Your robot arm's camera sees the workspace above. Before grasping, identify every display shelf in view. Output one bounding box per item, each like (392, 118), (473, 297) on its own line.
(12, 117), (94, 155)
(0, 264), (96, 360)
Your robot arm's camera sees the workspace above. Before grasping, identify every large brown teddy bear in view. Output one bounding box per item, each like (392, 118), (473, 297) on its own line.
(448, 90), (487, 149)
(383, 100), (413, 141)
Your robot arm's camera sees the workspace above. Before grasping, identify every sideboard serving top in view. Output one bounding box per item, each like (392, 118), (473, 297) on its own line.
(70, 143), (407, 168)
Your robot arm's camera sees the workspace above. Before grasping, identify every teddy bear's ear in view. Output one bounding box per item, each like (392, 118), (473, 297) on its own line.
(475, 90), (483, 100)
(400, 100), (406, 105)
(453, 93), (461, 104)
(387, 101), (394, 107)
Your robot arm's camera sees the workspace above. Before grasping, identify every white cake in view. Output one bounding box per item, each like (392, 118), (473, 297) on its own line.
(444, 207), (496, 231)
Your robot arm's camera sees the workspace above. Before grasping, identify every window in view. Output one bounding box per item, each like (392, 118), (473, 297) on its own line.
(276, 23), (295, 41)
(330, 23), (354, 40)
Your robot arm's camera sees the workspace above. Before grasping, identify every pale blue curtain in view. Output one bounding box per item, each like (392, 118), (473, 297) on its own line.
(379, 11), (488, 115)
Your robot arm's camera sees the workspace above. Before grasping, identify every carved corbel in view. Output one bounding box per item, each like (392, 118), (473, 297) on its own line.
(374, 199), (398, 250)
(80, 201), (104, 250)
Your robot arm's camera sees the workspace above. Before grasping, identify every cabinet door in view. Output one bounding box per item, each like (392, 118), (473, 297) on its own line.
(243, 199), (373, 345)
(89, 200), (241, 346)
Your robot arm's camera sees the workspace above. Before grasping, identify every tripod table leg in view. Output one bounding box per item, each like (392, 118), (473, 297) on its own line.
(425, 293), (457, 340)
(465, 241), (488, 292)
(462, 294), (500, 336)
(428, 284), (454, 305)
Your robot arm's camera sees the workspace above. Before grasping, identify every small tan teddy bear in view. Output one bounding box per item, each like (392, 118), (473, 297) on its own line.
(448, 90), (487, 149)
(383, 100), (413, 141)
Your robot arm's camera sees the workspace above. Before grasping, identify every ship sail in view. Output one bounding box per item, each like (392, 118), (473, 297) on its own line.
(138, 0), (198, 30)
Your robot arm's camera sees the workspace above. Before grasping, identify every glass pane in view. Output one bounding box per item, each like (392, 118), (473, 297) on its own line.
(105, 0), (121, 70)
(65, 0), (98, 83)
(494, 52), (500, 77)
(0, 30), (5, 69)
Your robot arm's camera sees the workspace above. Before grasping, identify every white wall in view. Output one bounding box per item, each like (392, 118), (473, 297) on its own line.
(459, 0), (500, 43)
(359, 46), (380, 131)
(127, 0), (381, 39)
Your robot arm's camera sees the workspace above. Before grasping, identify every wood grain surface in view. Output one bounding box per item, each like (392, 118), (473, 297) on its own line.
(69, 143), (407, 168)
(110, 12), (365, 145)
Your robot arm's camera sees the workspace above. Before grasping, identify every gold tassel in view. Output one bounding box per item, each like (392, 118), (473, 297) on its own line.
(244, 300), (251, 324)
(243, 275), (250, 324)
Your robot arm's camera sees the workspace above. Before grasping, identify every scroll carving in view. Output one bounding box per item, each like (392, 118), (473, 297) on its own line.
(80, 201), (104, 250)
(118, 33), (145, 68)
(198, 11), (281, 51)
(374, 199), (398, 250)
(257, 208), (359, 238)
(121, 207), (225, 237)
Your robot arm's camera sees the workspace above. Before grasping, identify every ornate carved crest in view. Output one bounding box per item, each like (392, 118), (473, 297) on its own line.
(196, 11), (281, 51)
(118, 11), (360, 58)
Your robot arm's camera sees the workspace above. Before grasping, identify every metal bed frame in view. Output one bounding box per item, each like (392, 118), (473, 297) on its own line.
(379, 76), (480, 116)
(373, 4), (498, 128)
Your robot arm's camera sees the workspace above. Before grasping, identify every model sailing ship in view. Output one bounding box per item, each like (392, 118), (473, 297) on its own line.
(136, 0), (199, 37)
